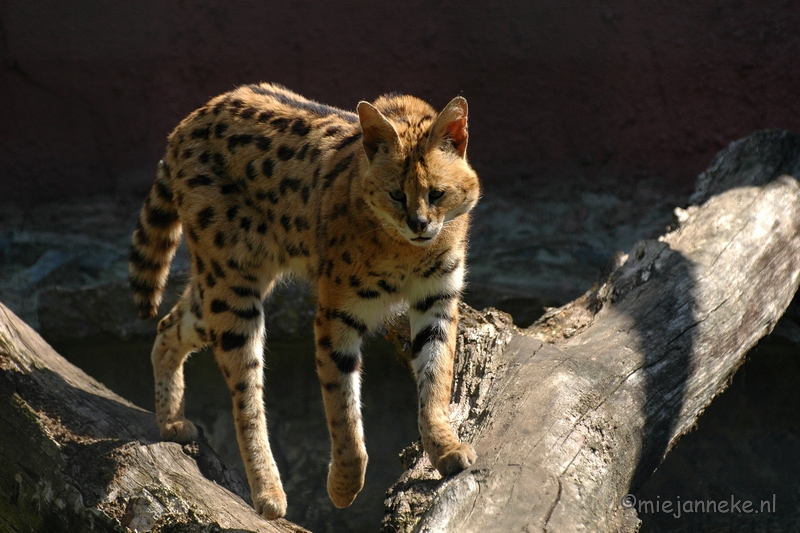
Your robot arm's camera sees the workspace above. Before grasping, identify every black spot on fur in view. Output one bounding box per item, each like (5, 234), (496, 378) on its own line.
(257, 222), (268, 234)
(279, 177), (302, 195)
(294, 216), (310, 231)
(240, 217), (252, 231)
(333, 132), (362, 150)
(357, 289), (380, 299)
(422, 260), (443, 278)
(330, 351), (360, 373)
(280, 214), (292, 231)
(231, 286), (261, 299)
(154, 180), (173, 202)
(241, 161), (256, 182)
(411, 324), (448, 359)
(129, 246), (159, 271)
(215, 122), (228, 138)
(277, 145), (295, 161)
(214, 231), (226, 248)
(412, 291), (457, 313)
(227, 133), (253, 151)
(211, 260), (226, 278)
(318, 336), (333, 349)
(291, 119), (311, 136)
(212, 152), (227, 178)
(322, 154), (354, 189)
(146, 205), (178, 228)
(128, 274), (156, 294)
(220, 183), (238, 195)
(226, 206), (240, 221)
(256, 189), (279, 204)
(197, 206), (215, 229)
(188, 174), (213, 188)
(211, 299), (230, 313)
(330, 202), (348, 220)
(220, 331), (248, 351)
(255, 135), (272, 151)
(262, 158), (274, 178)
(232, 305), (260, 320)
(342, 251), (353, 264)
(329, 309), (367, 335)
(271, 117), (291, 132)
(191, 126), (211, 139)
(239, 107), (257, 119)
(378, 280), (398, 293)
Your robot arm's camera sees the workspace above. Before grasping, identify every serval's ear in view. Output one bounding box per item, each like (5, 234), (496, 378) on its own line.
(357, 101), (400, 163)
(430, 96), (468, 158)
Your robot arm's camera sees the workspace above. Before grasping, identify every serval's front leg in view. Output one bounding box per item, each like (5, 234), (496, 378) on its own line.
(409, 294), (476, 475)
(205, 273), (286, 520)
(314, 302), (368, 508)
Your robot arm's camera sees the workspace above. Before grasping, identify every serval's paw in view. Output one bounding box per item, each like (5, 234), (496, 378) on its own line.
(327, 452), (368, 508)
(160, 419), (199, 443)
(434, 442), (476, 476)
(252, 486), (288, 520)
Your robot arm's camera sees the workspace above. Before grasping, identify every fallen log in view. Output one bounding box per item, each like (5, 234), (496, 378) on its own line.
(381, 130), (800, 532)
(0, 302), (309, 533)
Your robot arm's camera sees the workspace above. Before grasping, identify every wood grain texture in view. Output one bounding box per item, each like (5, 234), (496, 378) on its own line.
(382, 130), (800, 532)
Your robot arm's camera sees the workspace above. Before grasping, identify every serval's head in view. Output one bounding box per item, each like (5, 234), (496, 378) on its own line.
(358, 94), (480, 247)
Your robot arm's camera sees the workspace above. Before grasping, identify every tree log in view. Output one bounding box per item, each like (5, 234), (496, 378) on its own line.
(381, 130), (800, 532)
(0, 302), (309, 532)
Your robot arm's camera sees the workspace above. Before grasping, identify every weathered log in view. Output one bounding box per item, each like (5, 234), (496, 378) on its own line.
(381, 130), (800, 532)
(0, 302), (309, 533)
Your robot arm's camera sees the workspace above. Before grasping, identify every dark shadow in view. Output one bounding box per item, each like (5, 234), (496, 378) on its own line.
(624, 130), (800, 516)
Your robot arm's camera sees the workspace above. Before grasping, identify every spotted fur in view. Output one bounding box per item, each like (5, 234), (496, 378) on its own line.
(129, 83), (480, 519)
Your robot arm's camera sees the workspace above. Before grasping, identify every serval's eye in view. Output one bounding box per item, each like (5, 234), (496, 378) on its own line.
(389, 190), (406, 203)
(429, 189), (445, 201)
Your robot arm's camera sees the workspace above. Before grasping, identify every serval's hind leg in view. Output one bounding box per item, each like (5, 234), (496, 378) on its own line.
(152, 283), (208, 442)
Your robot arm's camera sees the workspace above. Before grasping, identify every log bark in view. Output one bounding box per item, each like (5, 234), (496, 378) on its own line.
(0, 303), (309, 533)
(381, 130), (800, 532)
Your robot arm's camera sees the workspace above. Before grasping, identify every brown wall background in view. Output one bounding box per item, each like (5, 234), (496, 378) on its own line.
(2, 1), (799, 203)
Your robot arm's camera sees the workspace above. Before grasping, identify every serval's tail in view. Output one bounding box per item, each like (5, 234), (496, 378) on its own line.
(129, 160), (182, 319)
